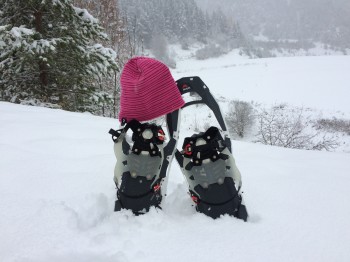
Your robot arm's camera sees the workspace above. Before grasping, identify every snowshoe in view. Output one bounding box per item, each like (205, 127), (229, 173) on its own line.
(169, 77), (248, 221)
(109, 111), (180, 215)
(109, 119), (165, 214)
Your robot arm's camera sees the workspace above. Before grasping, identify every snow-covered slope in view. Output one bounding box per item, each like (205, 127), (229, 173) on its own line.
(1, 101), (350, 262)
(170, 51), (350, 152)
(172, 51), (350, 113)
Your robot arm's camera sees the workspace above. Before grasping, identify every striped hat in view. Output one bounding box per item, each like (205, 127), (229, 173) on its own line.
(119, 57), (185, 123)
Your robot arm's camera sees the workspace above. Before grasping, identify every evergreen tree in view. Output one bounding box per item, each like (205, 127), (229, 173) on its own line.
(118, 0), (246, 54)
(0, 0), (118, 113)
(74, 0), (129, 117)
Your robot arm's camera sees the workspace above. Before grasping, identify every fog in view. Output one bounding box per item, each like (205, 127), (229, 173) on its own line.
(195, 0), (350, 48)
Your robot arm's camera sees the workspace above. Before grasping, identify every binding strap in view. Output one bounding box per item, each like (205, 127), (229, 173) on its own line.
(182, 126), (228, 166)
(109, 119), (166, 157)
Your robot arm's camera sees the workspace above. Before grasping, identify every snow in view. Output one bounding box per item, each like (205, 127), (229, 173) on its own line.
(9, 26), (34, 38)
(269, 42), (350, 57)
(170, 51), (350, 152)
(172, 52), (350, 113)
(74, 7), (99, 24)
(1, 53), (350, 261)
(0, 26), (34, 51)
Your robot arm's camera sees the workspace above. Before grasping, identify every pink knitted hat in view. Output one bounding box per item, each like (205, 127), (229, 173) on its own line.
(119, 57), (185, 122)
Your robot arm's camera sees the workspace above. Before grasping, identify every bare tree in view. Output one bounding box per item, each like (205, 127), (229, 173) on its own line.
(255, 105), (339, 151)
(226, 100), (255, 138)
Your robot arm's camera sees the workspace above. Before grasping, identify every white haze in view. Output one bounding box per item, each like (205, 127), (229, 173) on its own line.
(195, 0), (350, 48)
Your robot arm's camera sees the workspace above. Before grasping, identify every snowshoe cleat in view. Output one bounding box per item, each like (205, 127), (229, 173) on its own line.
(170, 77), (248, 221)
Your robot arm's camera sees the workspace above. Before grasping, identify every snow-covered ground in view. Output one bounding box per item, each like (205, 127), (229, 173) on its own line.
(170, 50), (350, 152)
(1, 52), (350, 261)
(172, 49), (350, 113)
(1, 101), (350, 262)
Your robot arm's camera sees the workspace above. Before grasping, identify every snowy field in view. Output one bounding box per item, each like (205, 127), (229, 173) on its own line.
(171, 50), (350, 152)
(1, 53), (350, 261)
(172, 49), (350, 113)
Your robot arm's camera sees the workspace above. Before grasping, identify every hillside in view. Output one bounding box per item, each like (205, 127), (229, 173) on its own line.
(170, 50), (350, 153)
(173, 50), (350, 113)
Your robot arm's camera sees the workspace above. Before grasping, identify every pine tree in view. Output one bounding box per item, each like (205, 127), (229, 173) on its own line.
(0, 0), (118, 113)
(117, 0), (246, 52)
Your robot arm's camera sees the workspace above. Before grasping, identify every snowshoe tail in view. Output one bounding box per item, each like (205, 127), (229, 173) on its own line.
(170, 77), (248, 221)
